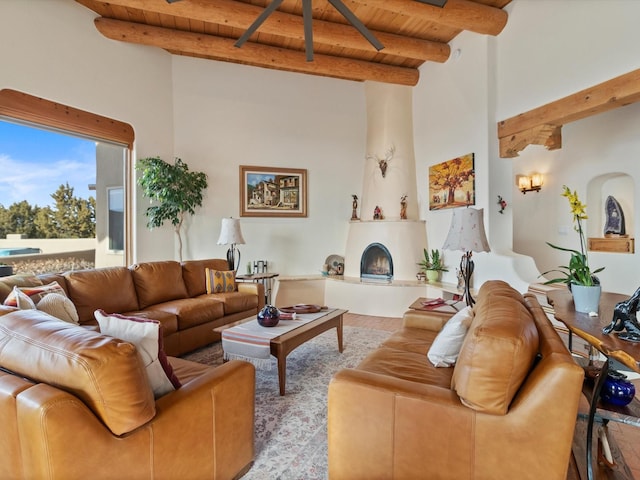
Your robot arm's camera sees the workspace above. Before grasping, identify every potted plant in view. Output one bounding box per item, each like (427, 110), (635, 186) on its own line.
(541, 185), (604, 313)
(137, 157), (208, 262)
(418, 248), (448, 283)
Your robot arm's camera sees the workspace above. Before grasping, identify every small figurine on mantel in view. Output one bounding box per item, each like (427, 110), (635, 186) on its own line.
(604, 195), (627, 237)
(373, 205), (384, 220)
(400, 195), (408, 220)
(351, 194), (359, 220)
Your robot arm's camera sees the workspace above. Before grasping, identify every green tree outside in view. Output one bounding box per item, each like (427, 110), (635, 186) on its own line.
(0, 183), (95, 239)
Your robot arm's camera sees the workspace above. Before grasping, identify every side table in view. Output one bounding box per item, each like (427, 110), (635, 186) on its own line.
(549, 289), (640, 480)
(236, 272), (279, 304)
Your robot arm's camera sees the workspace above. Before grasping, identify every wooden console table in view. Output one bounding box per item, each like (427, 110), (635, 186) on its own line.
(549, 290), (640, 480)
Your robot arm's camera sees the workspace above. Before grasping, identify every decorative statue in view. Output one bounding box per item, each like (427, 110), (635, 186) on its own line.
(373, 205), (384, 220)
(604, 195), (626, 236)
(351, 194), (359, 220)
(400, 195), (407, 220)
(365, 145), (395, 178)
(602, 286), (640, 342)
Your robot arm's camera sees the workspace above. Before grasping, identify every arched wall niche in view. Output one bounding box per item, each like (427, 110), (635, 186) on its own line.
(587, 173), (635, 253)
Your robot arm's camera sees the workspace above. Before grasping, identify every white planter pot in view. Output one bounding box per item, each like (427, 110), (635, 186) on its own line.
(572, 284), (602, 314)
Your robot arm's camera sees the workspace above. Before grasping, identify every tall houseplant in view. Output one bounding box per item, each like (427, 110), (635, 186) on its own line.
(541, 185), (604, 313)
(137, 157), (208, 262)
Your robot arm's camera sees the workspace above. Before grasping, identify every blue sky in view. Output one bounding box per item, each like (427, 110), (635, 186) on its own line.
(0, 120), (96, 208)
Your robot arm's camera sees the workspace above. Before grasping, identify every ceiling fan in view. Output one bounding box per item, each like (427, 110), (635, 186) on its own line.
(166, 0), (448, 61)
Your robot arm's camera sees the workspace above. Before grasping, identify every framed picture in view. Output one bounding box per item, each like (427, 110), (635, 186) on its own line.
(428, 153), (475, 211)
(240, 166), (308, 217)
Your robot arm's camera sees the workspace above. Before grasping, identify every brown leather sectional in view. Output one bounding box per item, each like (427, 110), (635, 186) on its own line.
(0, 258), (265, 356)
(328, 280), (584, 480)
(0, 308), (255, 480)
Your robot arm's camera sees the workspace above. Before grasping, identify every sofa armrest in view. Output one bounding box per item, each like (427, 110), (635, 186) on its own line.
(328, 368), (475, 480)
(15, 361), (255, 480)
(401, 309), (453, 332)
(237, 282), (265, 309)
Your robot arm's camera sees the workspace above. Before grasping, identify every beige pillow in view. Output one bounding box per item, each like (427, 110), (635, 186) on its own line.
(95, 310), (181, 398)
(427, 306), (474, 367)
(37, 293), (80, 324)
(11, 286), (37, 310)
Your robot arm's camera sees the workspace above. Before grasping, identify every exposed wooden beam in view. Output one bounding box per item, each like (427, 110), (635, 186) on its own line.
(499, 124), (561, 158)
(498, 68), (640, 157)
(94, 18), (419, 86)
(347, 0), (508, 36)
(91, 0), (449, 63)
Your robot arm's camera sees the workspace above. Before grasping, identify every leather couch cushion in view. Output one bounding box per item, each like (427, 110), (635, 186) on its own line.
(182, 259), (230, 297)
(0, 309), (155, 435)
(130, 261), (188, 309)
(452, 282), (539, 415)
(65, 267), (140, 324)
(357, 346), (454, 388)
(208, 292), (260, 315)
(144, 296), (225, 329)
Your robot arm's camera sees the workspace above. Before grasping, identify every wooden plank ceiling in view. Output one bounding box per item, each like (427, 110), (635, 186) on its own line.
(75, 0), (512, 86)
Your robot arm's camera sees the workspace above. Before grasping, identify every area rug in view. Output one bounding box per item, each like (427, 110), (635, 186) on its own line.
(182, 326), (392, 479)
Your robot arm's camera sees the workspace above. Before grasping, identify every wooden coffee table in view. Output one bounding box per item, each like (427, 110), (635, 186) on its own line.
(215, 308), (347, 395)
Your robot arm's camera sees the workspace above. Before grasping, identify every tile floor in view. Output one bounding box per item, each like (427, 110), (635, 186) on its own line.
(344, 312), (640, 479)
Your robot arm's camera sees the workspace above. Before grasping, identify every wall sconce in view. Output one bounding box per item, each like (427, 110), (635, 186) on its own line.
(517, 173), (544, 194)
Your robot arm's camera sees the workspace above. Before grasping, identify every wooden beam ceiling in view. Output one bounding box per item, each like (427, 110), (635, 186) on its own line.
(76, 0), (512, 85)
(498, 68), (640, 158)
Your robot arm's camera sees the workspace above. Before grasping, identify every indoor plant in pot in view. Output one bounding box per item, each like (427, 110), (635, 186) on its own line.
(541, 185), (604, 313)
(137, 156), (208, 262)
(418, 248), (448, 283)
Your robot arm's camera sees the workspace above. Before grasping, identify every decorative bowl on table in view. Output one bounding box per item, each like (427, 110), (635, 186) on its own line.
(257, 304), (280, 327)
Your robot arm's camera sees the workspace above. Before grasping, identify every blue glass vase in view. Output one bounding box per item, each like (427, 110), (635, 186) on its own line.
(601, 370), (636, 407)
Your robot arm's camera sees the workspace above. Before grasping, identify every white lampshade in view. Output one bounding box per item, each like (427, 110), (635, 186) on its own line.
(442, 207), (490, 253)
(217, 218), (245, 245)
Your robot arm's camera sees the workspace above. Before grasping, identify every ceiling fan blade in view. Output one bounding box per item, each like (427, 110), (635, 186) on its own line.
(234, 0), (285, 48)
(302, 0), (314, 62)
(327, 0), (384, 52)
(414, 0), (448, 6)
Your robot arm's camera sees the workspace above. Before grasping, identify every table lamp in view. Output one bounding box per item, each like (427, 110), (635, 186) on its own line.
(217, 217), (245, 272)
(442, 207), (490, 306)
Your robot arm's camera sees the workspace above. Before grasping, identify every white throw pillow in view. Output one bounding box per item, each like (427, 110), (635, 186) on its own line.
(94, 310), (181, 398)
(37, 293), (80, 324)
(427, 306), (474, 367)
(11, 286), (37, 310)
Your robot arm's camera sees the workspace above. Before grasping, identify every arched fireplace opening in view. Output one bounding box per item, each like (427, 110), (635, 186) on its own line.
(360, 243), (393, 282)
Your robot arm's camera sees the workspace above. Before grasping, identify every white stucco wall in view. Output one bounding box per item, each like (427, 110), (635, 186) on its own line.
(0, 0), (175, 262)
(497, 0), (640, 295)
(170, 57), (366, 274)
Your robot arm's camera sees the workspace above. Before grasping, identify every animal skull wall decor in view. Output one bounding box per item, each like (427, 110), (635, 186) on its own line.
(366, 145), (395, 178)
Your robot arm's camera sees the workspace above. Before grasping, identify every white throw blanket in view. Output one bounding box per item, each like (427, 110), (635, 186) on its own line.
(221, 309), (335, 369)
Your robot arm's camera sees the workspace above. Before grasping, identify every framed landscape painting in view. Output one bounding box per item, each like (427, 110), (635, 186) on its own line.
(240, 166), (308, 217)
(428, 153), (475, 211)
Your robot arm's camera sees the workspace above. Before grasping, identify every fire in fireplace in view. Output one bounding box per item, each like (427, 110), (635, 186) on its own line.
(360, 243), (393, 282)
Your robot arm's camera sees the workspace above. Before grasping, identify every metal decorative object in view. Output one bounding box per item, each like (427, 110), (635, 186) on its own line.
(602, 286), (640, 342)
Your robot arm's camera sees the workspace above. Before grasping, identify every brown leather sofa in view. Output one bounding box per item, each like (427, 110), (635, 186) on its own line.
(328, 280), (584, 480)
(0, 259), (264, 356)
(0, 308), (255, 480)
